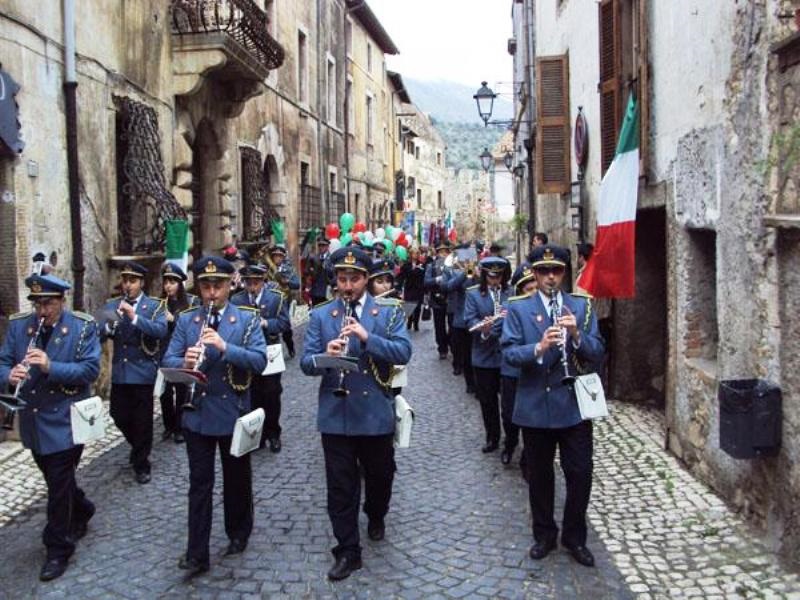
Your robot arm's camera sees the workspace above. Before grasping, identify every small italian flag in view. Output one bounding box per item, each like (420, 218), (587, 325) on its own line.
(578, 93), (639, 298)
(165, 220), (190, 273)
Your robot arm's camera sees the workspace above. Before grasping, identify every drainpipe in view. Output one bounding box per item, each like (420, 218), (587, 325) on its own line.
(64, 0), (84, 310)
(525, 0), (537, 236)
(316, 0), (327, 225)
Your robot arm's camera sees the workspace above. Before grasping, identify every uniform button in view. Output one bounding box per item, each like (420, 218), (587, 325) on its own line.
(362, 369), (368, 374)
(33, 408), (38, 413)
(545, 386), (551, 392)
(30, 390), (36, 395)
(201, 392), (206, 397)
(222, 394), (227, 399)
(50, 391), (54, 394)
(123, 358), (128, 362)
(123, 344), (127, 349)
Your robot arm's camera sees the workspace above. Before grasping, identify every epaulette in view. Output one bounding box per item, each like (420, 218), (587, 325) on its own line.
(509, 293), (532, 302)
(313, 299), (333, 310)
(267, 288), (283, 295)
(570, 291), (594, 299)
(179, 305), (200, 315)
(9, 311), (32, 320)
(375, 297), (401, 307)
(72, 311), (95, 322)
(467, 284), (480, 291)
(238, 305), (259, 313)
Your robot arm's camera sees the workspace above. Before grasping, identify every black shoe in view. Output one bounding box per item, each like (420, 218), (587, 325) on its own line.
(135, 471), (151, 484)
(39, 557), (68, 582)
(481, 441), (499, 453)
(453, 367), (463, 376)
(288, 348), (296, 359)
(327, 555), (362, 581)
(72, 521), (88, 542)
(563, 543), (595, 567)
(438, 353), (448, 360)
(173, 431), (184, 444)
(178, 556), (209, 576)
(528, 539), (557, 560)
(367, 519), (385, 541)
(501, 448), (513, 465)
(466, 386), (476, 395)
(161, 429), (173, 441)
(224, 538), (248, 556)
(268, 437), (282, 453)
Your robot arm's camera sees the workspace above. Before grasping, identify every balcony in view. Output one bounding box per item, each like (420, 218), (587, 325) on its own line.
(171, 0), (285, 98)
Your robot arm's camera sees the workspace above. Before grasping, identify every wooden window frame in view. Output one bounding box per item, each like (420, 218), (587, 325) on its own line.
(536, 54), (571, 194)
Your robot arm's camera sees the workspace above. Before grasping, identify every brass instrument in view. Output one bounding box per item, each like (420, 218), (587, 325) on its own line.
(2, 317), (45, 430)
(332, 301), (353, 398)
(548, 288), (575, 386)
(182, 301), (215, 411)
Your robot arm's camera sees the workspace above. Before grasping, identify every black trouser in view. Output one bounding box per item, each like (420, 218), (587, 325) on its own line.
(321, 433), (395, 560)
(32, 446), (95, 560)
(473, 366), (501, 444)
(406, 302), (421, 330)
(522, 421), (593, 547)
(110, 383), (154, 474)
(282, 327), (295, 355)
(160, 382), (187, 434)
(432, 306), (449, 355)
(500, 375), (520, 451)
(251, 373), (282, 445)
(184, 430), (253, 565)
(451, 328), (475, 391)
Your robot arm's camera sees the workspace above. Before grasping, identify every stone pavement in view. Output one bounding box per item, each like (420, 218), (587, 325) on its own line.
(0, 317), (797, 599)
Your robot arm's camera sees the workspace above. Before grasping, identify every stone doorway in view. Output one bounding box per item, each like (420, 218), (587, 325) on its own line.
(611, 206), (667, 409)
(190, 119), (225, 258)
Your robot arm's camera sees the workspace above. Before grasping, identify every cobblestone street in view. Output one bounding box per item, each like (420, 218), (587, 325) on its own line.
(0, 319), (798, 599)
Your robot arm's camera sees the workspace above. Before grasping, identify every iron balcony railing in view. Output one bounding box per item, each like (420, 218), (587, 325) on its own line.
(171, 0), (285, 71)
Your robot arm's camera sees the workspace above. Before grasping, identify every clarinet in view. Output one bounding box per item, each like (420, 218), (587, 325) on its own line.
(2, 317), (45, 430)
(548, 288), (575, 386)
(182, 301), (215, 411)
(109, 293), (131, 337)
(332, 301), (353, 398)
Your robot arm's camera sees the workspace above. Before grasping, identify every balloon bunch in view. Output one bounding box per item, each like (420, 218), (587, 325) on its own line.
(323, 213), (412, 262)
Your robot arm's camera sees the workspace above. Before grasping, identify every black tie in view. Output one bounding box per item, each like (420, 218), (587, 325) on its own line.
(209, 310), (221, 331)
(349, 301), (360, 322)
(39, 325), (53, 349)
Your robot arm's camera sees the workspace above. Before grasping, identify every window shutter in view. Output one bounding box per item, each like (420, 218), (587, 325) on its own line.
(536, 54), (570, 194)
(599, 0), (621, 175)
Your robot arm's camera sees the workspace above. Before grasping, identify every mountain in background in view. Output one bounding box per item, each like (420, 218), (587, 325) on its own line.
(405, 78), (513, 170)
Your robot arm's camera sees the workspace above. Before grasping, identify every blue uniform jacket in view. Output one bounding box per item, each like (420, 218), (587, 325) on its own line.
(308, 254), (330, 298)
(500, 292), (604, 429)
(301, 295), (412, 436)
(464, 286), (510, 369)
(424, 260), (448, 307)
(441, 270), (476, 328)
(100, 295), (168, 385)
(161, 303), (267, 436)
(230, 287), (290, 344)
(499, 297), (520, 378)
(0, 311), (101, 455)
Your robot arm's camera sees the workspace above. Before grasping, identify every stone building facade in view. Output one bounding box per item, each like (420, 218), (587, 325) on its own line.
(512, 0), (800, 565)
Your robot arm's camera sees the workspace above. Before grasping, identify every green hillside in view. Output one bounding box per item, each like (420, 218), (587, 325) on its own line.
(434, 120), (507, 171)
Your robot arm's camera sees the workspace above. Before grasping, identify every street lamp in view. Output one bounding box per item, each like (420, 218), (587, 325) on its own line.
(479, 147), (493, 172)
(503, 151), (513, 171)
(473, 81), (496, 126)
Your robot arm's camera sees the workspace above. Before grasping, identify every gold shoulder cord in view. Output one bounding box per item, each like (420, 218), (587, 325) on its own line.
(61, 319), (91, 396)
(572, 297), (594, 375)
(367, 304), (401, 392)
(139, 300), (165, 358)
(226, 311), (259, 393)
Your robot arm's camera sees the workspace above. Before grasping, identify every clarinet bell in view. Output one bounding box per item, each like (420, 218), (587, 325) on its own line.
(561, 373), (575, 386)
(333, 385), (349, 398)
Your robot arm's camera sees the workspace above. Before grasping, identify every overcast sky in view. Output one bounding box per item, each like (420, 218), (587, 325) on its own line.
(367, 0), (514, 91)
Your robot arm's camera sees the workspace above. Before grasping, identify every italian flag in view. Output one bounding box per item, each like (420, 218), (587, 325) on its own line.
(578, 93), (639, 298)
(165, 220), (190, 273)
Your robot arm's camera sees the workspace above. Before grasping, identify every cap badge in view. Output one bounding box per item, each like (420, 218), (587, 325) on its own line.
(543, 248), (555, 261)
(204, 261), (217, 274)
(164, 264), (173, 273)
(31, 283), (43, 293)
(344, 252), (356, 265)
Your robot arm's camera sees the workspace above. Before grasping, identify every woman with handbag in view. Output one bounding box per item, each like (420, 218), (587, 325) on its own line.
(159, 263), (198, 443)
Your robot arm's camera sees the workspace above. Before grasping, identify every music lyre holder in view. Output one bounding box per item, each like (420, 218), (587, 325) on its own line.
(0, 393), (27, 431)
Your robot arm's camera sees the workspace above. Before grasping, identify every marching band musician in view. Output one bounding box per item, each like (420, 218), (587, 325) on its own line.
(464, 257), (510, 455)
(159, 263), (199, 444)
(301, 247), (412, 581)
(423, 241), (451, 360)
(100, 262), (168, 484)
(500, 266), (538, 470)
(306, 237), (331, 306)
(0, 274), (101, 581)
(441, 244), (477, 394)
(162, 256), (267, 576)
(231, 264), (290, 453)
(265, 243), (300, 358)
(500, 245), (604, 568)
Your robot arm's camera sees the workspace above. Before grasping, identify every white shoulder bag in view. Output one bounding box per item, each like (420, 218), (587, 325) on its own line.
(574, 373), (609, 420)
(262, 344), (286, 375)
(230, 408), (265, 457)
(394, 394), (414, 448)
(390, 365), (407, 388)
(71, 396), (106, 445)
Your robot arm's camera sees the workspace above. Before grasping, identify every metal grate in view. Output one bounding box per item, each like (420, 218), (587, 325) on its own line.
(300, 184), (322, 233)
(328, 191), (346, 224)
(240, 147), (269, 242)
(114, 96), (186, 255)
